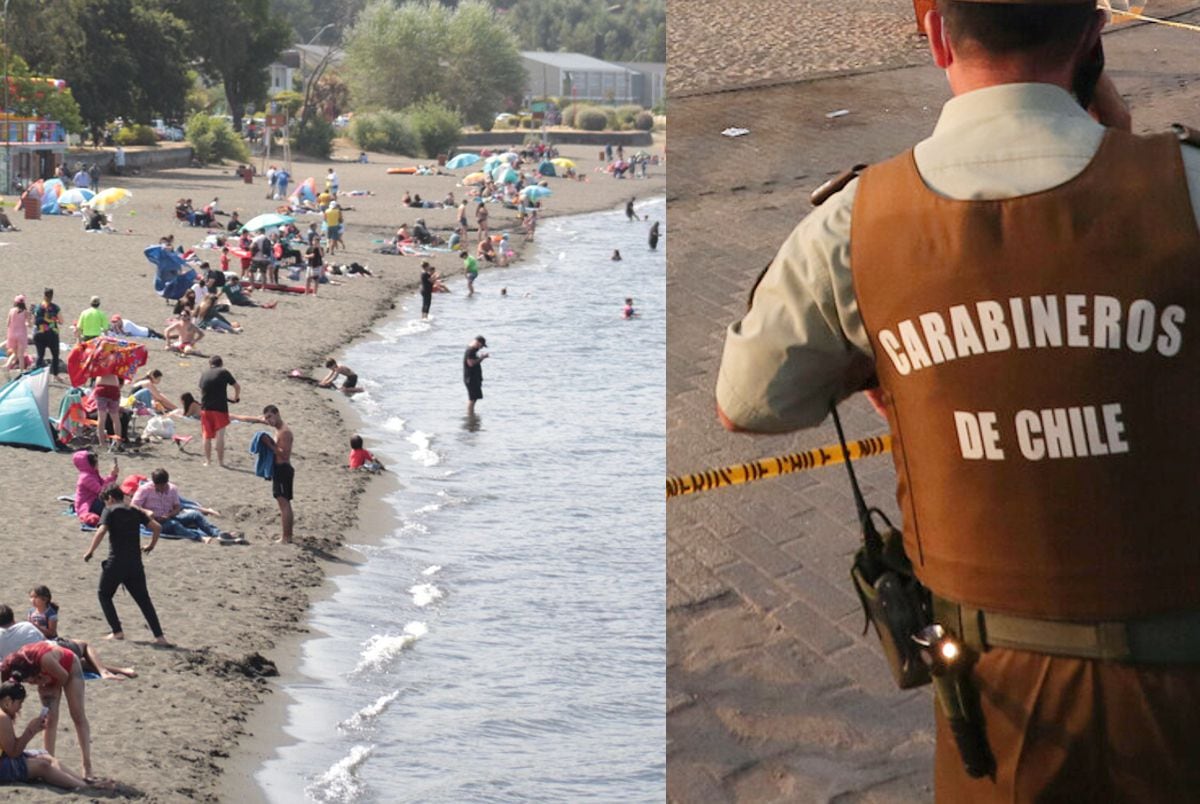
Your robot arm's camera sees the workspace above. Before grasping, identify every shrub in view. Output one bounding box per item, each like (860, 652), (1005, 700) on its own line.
(185, 115), (250, 164)
(115, 125), (157, 146)
(616, 104), (642, 128)
(292, 115), (335, 159)
(602, 107), (618, 131)
(560, 103), (582, 128)
(272, 90), (304, 119)
(404, 97), (462, 159)
(576, 107), (608, 132)
(350, 111), (418, 156)
(634, 111), (654, 131)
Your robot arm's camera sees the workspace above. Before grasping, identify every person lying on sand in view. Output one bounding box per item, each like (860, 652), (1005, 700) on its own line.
(6, 600), (135, 681)
(0, 679), (113, 790)
(318, 359), (363, 395)
(109, 315), (164, 340)
(131, 468), (245, 544)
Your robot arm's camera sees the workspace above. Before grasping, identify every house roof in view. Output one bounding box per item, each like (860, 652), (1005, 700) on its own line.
(614, 62), (666, 77)
(521, 52), (634, 74)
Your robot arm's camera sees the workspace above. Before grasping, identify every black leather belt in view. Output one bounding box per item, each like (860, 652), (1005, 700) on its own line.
(933, 595), (1200, 664)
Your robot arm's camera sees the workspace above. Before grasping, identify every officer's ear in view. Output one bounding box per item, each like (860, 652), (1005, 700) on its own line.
(926, 10), (954, 70)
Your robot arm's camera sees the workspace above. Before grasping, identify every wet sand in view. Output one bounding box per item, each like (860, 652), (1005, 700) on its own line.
(0, 139), (663, 801)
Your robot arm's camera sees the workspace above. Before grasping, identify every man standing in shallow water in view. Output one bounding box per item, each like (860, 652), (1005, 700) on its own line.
(249, 405), (294, 544)
(463, 336), (488, 416)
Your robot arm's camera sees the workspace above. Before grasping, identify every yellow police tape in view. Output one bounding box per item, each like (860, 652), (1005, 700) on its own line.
(1112, 8), (1200, 33)
(666, 435), (893, 499)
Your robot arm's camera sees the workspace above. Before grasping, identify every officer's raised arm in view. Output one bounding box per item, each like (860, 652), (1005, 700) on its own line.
(716, 184), (875, 433)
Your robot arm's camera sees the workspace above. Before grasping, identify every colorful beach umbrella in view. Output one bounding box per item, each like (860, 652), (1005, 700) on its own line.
(520, 185), (552, 200)
(463, 171), (488, 186)
(241, 212), (294, 232)
(550, 158), (576, 170)
(499, 151), (520, 163)
(57, 188), (95, 207)
(90, 187), (132, 211)
(445, 153), (481, 170)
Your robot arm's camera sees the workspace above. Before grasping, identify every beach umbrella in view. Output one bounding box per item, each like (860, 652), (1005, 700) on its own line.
(463, 171), (488, 186)
(482, 155), (503, 172)
(43, 178), (64, 198)
(499, 151), (520, 163)
(520, 185), (552, 201)
(445, 153), (481, 170)
(632, 150), (650, 159)
(57, 188), (94, 207)
(144, 245), (197, 300)
(551, 158), (576, 170)
(90, 187), (132, 211)
(241, 212), (294, 232)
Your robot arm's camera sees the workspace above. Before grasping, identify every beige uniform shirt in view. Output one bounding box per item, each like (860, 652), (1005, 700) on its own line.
(717, 83), (1200, 431)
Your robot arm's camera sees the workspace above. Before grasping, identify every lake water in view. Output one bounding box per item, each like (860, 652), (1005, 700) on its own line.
(255, 198), (666, 803)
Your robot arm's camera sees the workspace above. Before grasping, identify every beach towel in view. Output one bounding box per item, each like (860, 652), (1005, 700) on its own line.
(249, 431), (275, 479)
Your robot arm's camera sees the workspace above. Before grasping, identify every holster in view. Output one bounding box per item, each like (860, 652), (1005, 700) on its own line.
(850, 524), (932, 689)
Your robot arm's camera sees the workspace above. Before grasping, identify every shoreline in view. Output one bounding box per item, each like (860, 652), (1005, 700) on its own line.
(214, 188), (668, 796)
(0, 140), (663, 802)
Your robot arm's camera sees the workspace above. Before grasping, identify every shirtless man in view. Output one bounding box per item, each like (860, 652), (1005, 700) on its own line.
(250, 405), (294, 544)
(317, 359), (363, 395)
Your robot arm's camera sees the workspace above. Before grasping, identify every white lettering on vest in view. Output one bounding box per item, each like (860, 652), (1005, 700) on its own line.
(954, 411), (1004, 460)
(1009, 297), (1032, 349)
(1012, 403), (1129, 460)
(1093, 295), (1121, 349)
(1127, 299), (1156, 352)
(898, 320), (933, 371)
(976, 301), (1011, 352)
(949, 305), (985, 357)
(1030, 295), (1063, 348)
(878, 329), (910, 375)
(1159, 305), (1185, 357)
(1065, 294), (1089, 347)
(919, 312), (954, 364)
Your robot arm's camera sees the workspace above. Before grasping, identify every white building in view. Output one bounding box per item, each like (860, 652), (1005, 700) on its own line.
(522, 52), (638, 105)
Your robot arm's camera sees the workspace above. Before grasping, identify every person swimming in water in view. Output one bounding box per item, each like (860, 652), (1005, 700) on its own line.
(622, 298), (637, 319)
(612, 250), (622, 261)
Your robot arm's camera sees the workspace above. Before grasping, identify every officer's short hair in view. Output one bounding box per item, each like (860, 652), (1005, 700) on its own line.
(936, 0), (1096, 61)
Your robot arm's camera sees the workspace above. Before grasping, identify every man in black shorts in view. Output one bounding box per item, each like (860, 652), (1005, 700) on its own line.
(83, 485), (168, 645)
(419, 261), (434, 319)
(463, 335), (489, 416)
(250, 405), (295, 544)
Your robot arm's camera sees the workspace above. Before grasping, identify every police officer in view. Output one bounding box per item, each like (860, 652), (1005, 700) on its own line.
(716, 0), (1200, 799)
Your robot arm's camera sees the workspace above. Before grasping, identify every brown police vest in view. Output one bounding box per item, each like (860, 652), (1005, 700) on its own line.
(851, 130), (1200, 620)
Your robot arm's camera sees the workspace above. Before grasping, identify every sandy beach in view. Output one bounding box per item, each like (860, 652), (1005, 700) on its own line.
(0, 138), (664, 801)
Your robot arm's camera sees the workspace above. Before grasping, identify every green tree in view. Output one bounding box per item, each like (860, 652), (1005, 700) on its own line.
(344, 0), (522, 128)
(503, 0), (665, 62)
(2, 56), (83, 133)
(166, 0), (292, 131)
(7, 0), (192, 142)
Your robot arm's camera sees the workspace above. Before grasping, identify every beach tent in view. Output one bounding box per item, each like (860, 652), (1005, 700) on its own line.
(289, 177), (317, 206)
(445, 153), (480, 170)
(0, 368), (56, 451)
(537, 160), (556, 177)
(144, 245), (196, 299)
(241, 212), (294, 232)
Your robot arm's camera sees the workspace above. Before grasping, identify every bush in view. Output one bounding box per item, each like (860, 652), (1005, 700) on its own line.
(560, 103), (582, 128)
(404, 97), (462, 159)
(115, 125), (157, 146)
(576, 107), (608, 132)
(292, 116), (335, 159)
(602, 107), (618, 131)
(616, 104), (642, 128)
(634, 111), (654, 131)
(272, 90), (304, 119)
(350, 111), (418, 156)
(185, 115), (250, 164)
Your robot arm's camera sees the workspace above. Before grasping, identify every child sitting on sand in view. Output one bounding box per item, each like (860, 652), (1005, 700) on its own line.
(348, 435), (384, 472)
(26, 587), (57, 639)
(0, 680), (103, 791)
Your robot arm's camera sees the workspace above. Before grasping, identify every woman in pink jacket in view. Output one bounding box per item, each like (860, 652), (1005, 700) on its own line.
(72, 450), (116, 527)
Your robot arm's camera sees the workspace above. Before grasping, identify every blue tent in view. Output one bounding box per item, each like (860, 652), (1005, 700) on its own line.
(0, 368), (56, 450)
(537, 160), (556, 177)
(144, 245), (197, 300)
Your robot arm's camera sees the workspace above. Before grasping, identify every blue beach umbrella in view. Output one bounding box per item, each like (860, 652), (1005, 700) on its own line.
(445, 153), (481, 170)
(520, 185), (552, 201)
(241, 212), (295, 233)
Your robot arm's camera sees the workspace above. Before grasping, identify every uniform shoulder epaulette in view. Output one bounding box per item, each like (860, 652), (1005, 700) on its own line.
(810, 163), (869, 207)
(1171, 123), (1200, 148)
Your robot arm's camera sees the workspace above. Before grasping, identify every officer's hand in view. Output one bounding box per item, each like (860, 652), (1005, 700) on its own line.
(863, 388), (888, 419)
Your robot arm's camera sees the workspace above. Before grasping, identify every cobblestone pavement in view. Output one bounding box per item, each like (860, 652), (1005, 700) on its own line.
(666, 7), (1200, 802)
